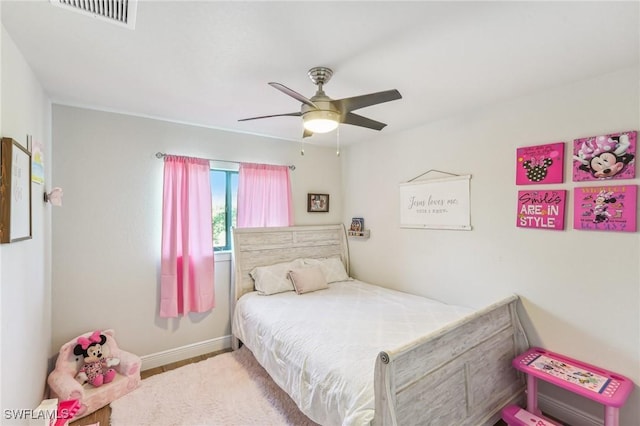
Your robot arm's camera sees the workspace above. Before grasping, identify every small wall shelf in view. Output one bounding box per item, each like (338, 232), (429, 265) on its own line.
(348, 229), (370, 240)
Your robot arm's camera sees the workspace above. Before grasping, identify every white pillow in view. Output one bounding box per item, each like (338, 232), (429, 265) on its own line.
(301, 257), (350, 283)
(288, 266), (329, 294)
(250, 259), (303, 295)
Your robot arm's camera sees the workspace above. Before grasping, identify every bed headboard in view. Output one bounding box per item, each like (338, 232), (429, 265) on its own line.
(231, 224), (350, 302)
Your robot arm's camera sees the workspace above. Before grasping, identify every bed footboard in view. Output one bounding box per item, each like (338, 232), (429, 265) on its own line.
(373, 295), (528, 426)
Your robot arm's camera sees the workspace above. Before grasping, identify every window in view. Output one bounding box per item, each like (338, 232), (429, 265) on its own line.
(210, 169), (238, 251)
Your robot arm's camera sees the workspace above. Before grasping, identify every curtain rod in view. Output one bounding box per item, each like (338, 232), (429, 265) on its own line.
(155, 152), (295, 171)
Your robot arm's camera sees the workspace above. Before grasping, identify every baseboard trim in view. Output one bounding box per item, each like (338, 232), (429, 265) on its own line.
(140, 335), (232, 371)
(538, 392), (602, 426)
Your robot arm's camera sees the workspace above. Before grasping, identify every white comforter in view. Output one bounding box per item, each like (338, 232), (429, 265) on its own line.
(232, 280), (473, 426)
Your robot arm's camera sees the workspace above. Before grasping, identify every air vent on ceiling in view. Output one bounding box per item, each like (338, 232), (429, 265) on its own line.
(50, 0), (137, 29)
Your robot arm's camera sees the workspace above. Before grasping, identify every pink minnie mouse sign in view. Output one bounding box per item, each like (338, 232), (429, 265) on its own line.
(516, 142), (564, 185)
(517, 190), (566, 230)
(574, 185), (637, 232)
(572, 131), (636, 181)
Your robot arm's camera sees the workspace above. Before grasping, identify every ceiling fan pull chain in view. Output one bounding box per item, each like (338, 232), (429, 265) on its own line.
(336, 126), (341, 157)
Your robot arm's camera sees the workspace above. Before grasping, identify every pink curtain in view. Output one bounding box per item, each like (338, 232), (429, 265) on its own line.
(237, 163), (293, 227)
(160, 155), (215, 318)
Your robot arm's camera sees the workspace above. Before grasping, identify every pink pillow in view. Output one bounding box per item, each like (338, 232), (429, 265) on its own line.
(288, 266), (328, 294)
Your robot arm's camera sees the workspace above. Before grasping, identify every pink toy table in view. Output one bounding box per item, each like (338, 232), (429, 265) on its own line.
(510, 347), (634, 426)
(502, 404), (559, 426)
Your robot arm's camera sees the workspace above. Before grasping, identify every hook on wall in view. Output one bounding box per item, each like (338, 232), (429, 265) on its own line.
(44, 187), (63, 206)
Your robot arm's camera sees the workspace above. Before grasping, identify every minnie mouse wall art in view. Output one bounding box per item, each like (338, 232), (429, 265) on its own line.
(573, 185), (637, 232)
(572, 131), (636, 181)
(516, 142), (564, 185)
(517, 190), (566, 230)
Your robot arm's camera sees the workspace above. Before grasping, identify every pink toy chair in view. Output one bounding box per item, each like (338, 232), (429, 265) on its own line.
(47, 329), (141, 420)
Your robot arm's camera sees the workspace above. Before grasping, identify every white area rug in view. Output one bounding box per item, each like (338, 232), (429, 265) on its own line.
(110, 347), (318, 426)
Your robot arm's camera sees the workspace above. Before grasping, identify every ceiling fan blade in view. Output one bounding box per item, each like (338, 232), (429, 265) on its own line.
(342, 112), (387, 131)
(269, 82), (318, 108)
(238, 112), (302, 122)
(334, 89), (402, 113)
(303, 128), (313, 138)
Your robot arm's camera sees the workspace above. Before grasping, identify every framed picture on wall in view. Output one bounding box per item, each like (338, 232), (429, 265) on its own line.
(573, 185), (637, 232)
(0, 137), (32, 243)
(516, 190), (566, 230)
(572, 131), (636, 182)
(31, 138), (44, 185)
(307, 193), (329, 212)
(516, 142), (564, 185)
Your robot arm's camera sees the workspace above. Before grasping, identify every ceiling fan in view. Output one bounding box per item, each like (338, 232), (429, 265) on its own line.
(239, 67), (402, 138)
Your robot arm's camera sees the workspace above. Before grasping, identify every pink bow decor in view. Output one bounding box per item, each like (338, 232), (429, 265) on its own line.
(580, 136), (617, 160)
(528, 157), (542, 168)
(77, 330), (102, 350)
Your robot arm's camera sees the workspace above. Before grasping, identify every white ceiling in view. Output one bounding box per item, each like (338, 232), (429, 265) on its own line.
(2, 1), (639, 146)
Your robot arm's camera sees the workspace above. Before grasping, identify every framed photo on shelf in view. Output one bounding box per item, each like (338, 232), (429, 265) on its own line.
(1, 137), (32, 243)
(307, 193), (329, 212)
(350, 217), (364, 232)
(349, 217), (365, 236)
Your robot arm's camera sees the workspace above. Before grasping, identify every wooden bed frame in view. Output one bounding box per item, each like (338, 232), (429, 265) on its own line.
(231, 224), (529, 425)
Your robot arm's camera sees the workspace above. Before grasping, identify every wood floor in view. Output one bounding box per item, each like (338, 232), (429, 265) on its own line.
(67, 349), (515, 426)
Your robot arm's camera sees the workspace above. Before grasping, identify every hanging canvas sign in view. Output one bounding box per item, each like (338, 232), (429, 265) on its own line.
(399, 174), (471, 230)
(573, 185), (637, 232)
(572, 130), (636, 181)
(516, 190), (566, 230)
(516, 142), (564, 185)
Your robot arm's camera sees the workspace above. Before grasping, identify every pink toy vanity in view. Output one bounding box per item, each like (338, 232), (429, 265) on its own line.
(502, 347), (634, 426)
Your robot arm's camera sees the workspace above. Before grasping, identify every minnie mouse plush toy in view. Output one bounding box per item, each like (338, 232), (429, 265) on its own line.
(73, 331), (120, 387)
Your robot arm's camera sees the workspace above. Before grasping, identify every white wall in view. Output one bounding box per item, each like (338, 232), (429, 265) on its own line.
(0, 10), (4, 415)
(0, 26), (52, 416)
(0, 11), (4, 415)
(51, 105), (343, 359)
(342, 67), (640, 424)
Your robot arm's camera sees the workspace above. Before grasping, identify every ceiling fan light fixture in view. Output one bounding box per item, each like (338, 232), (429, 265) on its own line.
(239, 67), (401, 137)
(303, 110), (339, 133)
